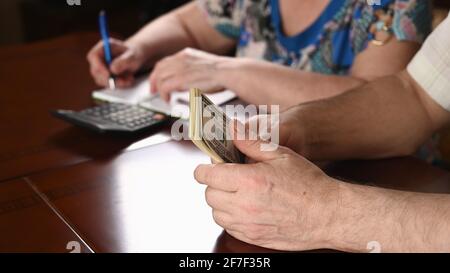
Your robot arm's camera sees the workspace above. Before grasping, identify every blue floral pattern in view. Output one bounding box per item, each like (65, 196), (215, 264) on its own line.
(199, 0), (432, 75)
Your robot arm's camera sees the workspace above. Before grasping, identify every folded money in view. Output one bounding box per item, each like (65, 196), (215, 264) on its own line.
(189, 88), (245, 164)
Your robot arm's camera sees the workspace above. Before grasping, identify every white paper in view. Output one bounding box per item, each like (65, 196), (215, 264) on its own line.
(92, 79), (152, 105)
(92, 78), (237, 119)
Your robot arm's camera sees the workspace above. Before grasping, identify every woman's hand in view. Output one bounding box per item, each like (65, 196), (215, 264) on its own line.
(87, 38), (147, 88)
(149, 48), (232, 102)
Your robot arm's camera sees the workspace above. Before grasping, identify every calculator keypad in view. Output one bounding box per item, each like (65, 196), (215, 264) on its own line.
(80, 104), (167, 130)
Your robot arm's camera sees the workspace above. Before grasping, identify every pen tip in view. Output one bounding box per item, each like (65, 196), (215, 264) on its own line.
(99, 10), (105, 16)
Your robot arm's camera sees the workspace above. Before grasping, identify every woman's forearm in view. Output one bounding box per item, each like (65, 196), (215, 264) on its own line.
(127, 2), (235, 69)
(126, 13), (196, 68)
(218, 58), (366, 110)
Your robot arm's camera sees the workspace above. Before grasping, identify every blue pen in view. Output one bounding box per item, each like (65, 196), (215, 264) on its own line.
(99, 10), (116, 90)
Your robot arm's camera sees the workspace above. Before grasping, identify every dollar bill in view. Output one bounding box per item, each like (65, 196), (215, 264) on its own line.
(189, 88), (245, 164)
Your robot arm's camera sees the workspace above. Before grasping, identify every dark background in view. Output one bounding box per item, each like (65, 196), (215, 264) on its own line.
(0, 0), (189, 46)
(0, 0), (449, 46)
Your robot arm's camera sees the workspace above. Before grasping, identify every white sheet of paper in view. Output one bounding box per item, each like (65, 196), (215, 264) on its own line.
(92, 79), (151, 104)
(92, 78), (237, 119)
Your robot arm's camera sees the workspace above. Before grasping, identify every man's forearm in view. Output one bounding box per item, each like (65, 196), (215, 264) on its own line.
(328, 180), (450, 252)
(293, 72), (436, 161)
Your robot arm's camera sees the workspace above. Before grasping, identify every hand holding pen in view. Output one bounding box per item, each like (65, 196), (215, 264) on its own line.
(98, 10), (116, 89)
(87, 10), (146, 89)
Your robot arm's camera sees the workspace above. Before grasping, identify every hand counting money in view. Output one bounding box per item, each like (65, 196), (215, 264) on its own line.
(189, 88), (245, 164)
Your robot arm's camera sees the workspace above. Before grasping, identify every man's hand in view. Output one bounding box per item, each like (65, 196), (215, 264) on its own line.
(194, 137), (340, 251)
(87, 38), (146, 88)
(245, 107), (306, 156)
(149, 48), (230, 102)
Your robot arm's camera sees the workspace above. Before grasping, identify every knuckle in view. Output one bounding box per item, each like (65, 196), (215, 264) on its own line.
(204, 168), (215, 185)
(86, 50), (97, 62)
(193, 166), (203, 182)
(160, 81), (176, 95)
(94, 77), (104, 86)
(204, 187), (213, 205)
(180, 48), (194, 58)
(281, 150), (296, 162)
(89, 66), (97, 75)
(113, 59), (123, 67)
(245, 177), (258, 189)
(111, 63), (122, 73)
(240, 198), (264, 215)
(246, 175), (266, 191)
(153, 61), (164, 72)
(91, 65), (101, 73)
(213, 212), (230, 228)
(244, 225), (265, 241)
(249, 139), (262, 151)
(212, 211), (220, 223)
(109, 37), (118, 44)
(212, 211), (222, 223)
(242, 203), (262, 216)
(91, 67), (105, 78)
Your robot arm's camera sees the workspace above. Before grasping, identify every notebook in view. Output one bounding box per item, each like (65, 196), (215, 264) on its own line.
(92, 78), (237, 119)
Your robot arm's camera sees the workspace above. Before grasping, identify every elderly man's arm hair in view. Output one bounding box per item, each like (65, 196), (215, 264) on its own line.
(287, 70), (450, 161)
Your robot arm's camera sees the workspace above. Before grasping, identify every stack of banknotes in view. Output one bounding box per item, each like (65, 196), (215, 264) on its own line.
(189, 88), (245, 164)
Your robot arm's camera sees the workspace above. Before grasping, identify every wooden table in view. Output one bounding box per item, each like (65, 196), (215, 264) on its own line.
(1, 33), (449, 253)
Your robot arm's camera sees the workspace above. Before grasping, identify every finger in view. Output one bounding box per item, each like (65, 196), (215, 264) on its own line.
(194, 164), (245, 192)
(149, 69), (158, 95)
(87, 42), (110, 86)
(205, 187), (235, 212)
(231, 120), (282, 162)
(89, 39), (127, 64)
(158, 76), (185, 102)
(90, 66), (108, 87)
(115, 74), (135, 88)
(109, 38), (129, 55)
(149, 63), (176, 101)
(245, 114), (275, 140)
(150, 55), (186, 98)
(86, 41), (105, 66)
(110, 50), (139, 75)
(212, 210), (234, 229)
(155, 67), (223, 101)
(156, 77), (174, 102)
(225, 229), (251, 244)
(152, 55), (180, 73)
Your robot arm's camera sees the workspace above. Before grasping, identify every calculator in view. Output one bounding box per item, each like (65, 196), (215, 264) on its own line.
(52, 103), (171, 134)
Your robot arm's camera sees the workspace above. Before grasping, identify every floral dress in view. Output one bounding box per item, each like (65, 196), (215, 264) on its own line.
(198, 0), (432, 75)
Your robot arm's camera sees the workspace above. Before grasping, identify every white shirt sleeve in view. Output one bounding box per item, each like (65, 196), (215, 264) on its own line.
(407, 12), (450, 111)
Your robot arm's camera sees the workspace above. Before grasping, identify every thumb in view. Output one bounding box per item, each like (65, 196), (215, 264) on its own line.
(231, 119), (282, 162)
